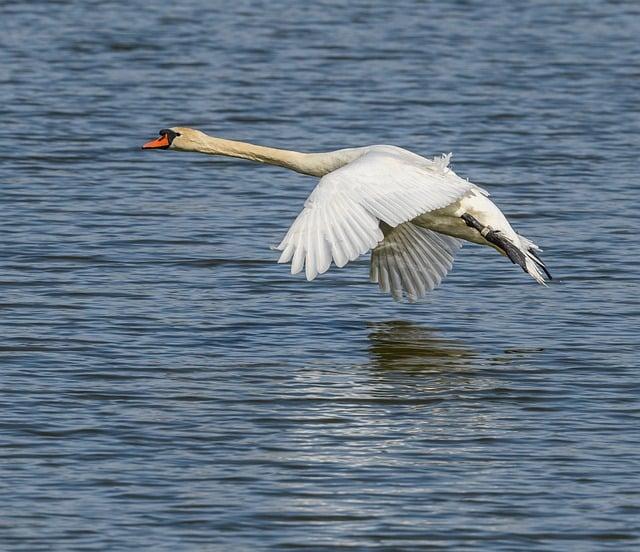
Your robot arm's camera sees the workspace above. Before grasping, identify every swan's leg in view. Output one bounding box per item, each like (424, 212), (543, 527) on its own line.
(460, 213), (528, 271)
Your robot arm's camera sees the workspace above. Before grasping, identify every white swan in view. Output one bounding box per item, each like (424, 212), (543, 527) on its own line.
(143, 128), (550, 302)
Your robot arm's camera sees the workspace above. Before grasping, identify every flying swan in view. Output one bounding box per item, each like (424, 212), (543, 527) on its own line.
(143, 128), (550, 302)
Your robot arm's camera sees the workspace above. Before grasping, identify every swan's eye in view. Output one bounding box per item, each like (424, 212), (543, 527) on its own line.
(156, 128), (180, 145)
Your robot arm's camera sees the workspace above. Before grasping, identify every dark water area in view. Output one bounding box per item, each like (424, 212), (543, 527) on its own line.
(1, 1), (639, 550)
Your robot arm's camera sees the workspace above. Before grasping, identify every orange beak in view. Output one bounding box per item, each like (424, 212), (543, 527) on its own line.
(142, 134), (171, 149)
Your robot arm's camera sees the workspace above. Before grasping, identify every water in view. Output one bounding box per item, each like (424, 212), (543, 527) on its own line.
(1, 1), (639, 550)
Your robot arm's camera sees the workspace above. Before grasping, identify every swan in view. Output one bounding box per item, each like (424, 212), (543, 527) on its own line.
(142, 128), (550, 302)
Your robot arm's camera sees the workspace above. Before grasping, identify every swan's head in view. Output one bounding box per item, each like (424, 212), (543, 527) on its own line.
(142, 127), (207, 152)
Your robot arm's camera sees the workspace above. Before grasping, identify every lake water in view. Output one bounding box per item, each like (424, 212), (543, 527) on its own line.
(1, 1), (639, 550)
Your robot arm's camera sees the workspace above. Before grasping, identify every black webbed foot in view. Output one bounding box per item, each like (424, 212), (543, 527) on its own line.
(461, 213), (527, 272)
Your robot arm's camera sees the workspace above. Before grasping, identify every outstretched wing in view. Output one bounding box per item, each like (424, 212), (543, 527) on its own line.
(370, 222), (463, 302)
(276, 148), (474, 281)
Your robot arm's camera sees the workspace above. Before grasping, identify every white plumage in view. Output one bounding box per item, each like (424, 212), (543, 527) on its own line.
(276, 146), (472, 283)
(370, 222), (462, 302)
(143, 128), (551, 301)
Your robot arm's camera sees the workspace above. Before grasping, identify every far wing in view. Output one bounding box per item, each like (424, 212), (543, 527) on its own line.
(370, 222), (462, 302)
(276, 149), (474, 280)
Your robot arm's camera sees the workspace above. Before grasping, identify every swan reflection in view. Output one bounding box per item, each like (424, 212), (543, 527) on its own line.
(366, 321), (475, 374)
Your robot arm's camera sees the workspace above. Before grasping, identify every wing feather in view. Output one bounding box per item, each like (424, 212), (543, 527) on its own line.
(277, 148), (473, 281)
(370, 222), (463, 302)
(394, 229), (428, 298)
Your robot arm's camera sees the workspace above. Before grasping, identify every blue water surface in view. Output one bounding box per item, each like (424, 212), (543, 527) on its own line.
(1, 1), (639, 550)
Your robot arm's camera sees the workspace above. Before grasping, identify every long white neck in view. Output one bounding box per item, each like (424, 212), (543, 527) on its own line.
(177, 132), (364, 177)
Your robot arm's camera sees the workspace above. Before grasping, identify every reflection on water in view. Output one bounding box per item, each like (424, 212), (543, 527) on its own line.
(367, 320), (475, 373)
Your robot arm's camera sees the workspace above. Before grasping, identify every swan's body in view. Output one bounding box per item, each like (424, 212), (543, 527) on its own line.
(143, 128), (550, 302)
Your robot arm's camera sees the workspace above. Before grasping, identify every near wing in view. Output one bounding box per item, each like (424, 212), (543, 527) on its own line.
(370, 222), (463, 302)
(276, 149), (474, 281)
